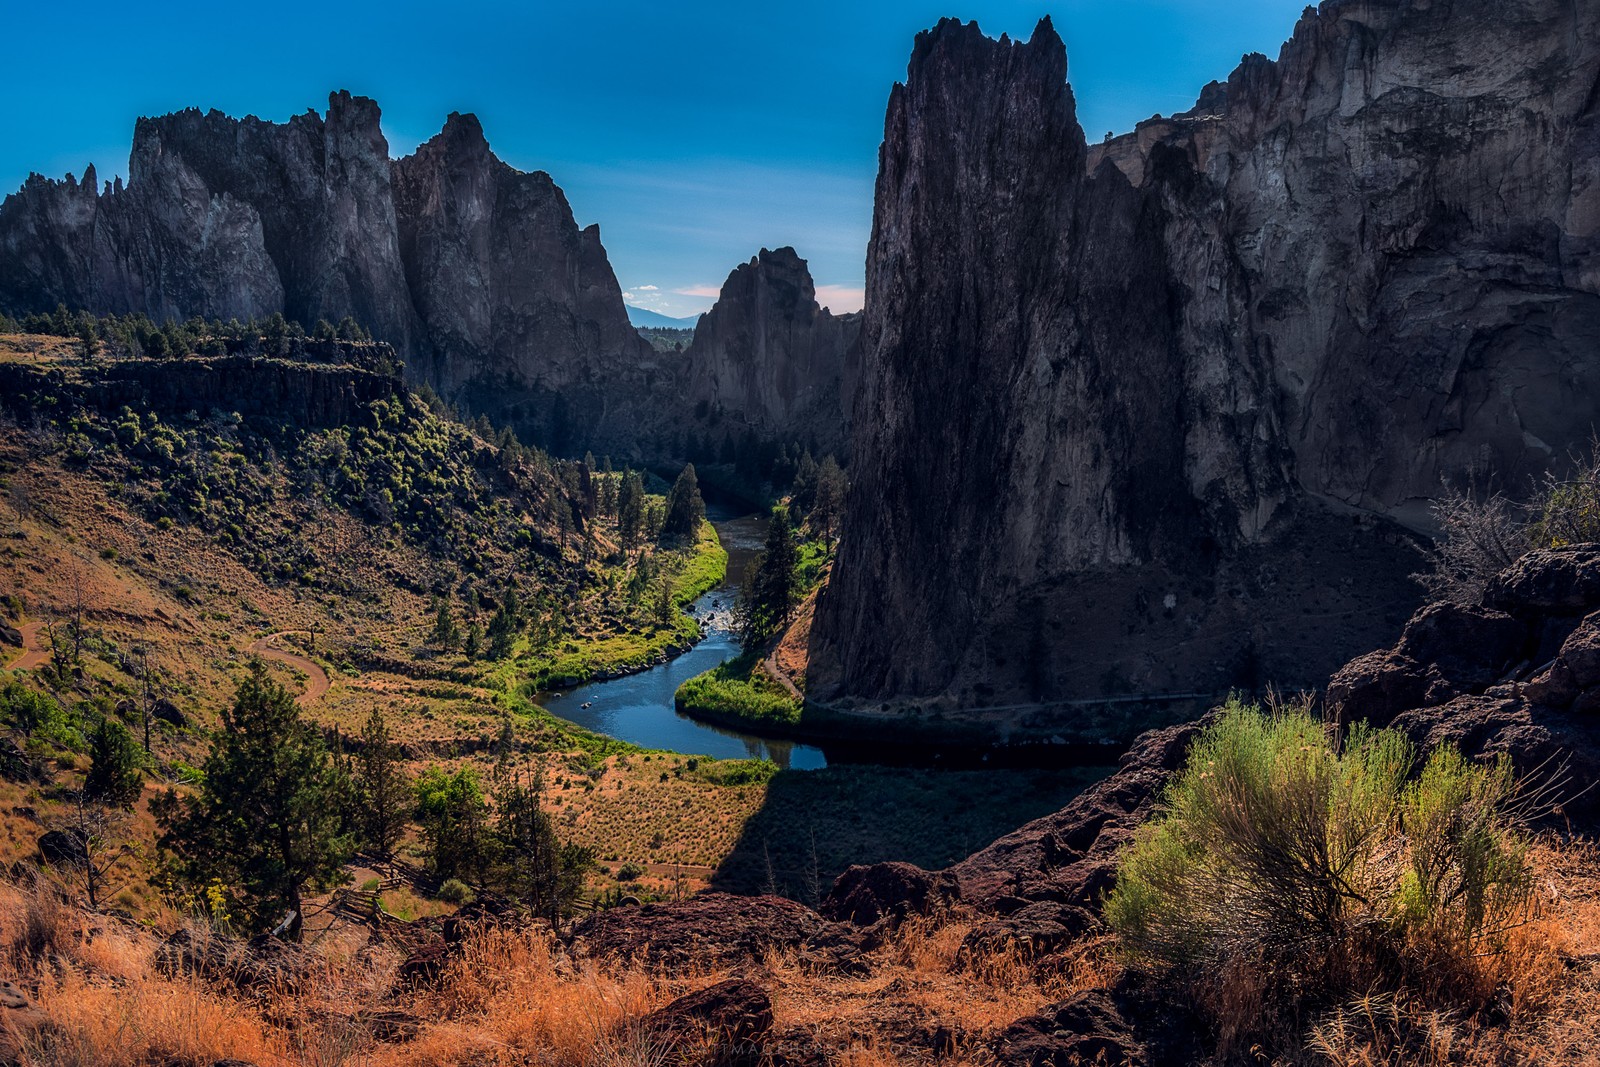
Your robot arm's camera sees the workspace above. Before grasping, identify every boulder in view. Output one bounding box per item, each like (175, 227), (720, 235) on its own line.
(637, 977), (773, 1065)
(37, 829), (88, 866)
(1487, 547), (1600, 616)
(1327, 547), (1600, 823)
(960, 903), (1095, 962)
(822, 861), (959, 926)
(994, 990), (1145, 1066)
(395, 938), (453, 987)
(1394, 602), (1527, 689)
(951, 719), (1201, 911)
(152, 697), (187, 727)
(0, 622), (21, 647)
(568, 893), (836, 970)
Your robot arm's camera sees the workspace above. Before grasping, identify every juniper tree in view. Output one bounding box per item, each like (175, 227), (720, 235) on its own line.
(489, 768), (592, 930)
(84, 717), (142, 809)
(154, 661), (353, 938)
(660, 463), (705, 543)
(354, 709), (409, 860)
(430, 597), (458, 649)
(414, 764), (490, 884)
(737, 507), (800, 649)
(618, 471), (646, 549)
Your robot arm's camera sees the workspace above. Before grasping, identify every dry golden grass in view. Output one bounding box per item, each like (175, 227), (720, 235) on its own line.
(3, 833), (1599, 1067)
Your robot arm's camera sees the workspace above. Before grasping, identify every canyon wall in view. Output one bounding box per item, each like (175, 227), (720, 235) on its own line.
(810, 2), (1600, 721)
(681, 247), (860, 457)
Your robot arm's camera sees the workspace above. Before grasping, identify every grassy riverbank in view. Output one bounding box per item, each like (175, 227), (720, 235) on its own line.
(486, 519), (727, 692)
(674, 651), (802, 725)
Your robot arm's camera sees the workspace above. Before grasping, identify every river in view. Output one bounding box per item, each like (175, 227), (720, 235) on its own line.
(536, 504), (830, 770)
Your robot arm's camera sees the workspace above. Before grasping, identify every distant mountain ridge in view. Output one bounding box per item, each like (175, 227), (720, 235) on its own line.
(626, 306), (699, 328)
(0, 95), (864, 464)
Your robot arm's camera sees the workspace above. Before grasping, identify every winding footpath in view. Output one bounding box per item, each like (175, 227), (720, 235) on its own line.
(248, 631), (330, 706)
(3, 622), (48, 672)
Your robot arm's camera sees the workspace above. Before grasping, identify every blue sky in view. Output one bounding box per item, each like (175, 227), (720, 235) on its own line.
(0, 1), (1309, 319)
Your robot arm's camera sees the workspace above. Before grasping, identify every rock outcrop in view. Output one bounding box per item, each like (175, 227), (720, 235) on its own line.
(390, 112), (656, 451)
(567, 892), (853, 970)
(1327, 544), (1600, 818)
(0, 345), (405, 431)
(811, 3), (1600, 720)
(680, 247), (860, 456)
(0, 93), (657, 454)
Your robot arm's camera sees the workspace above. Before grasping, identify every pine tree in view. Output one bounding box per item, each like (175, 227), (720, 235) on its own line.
(791, 451), (819, 516)
(489, 769), (593, 930)
(154, 662), (353, 938)
(414, 765), (490, 883)
(737, 507), (800, 649)
(812, 455), (847, 540)
(618, 471), (645, 549)
(431, 598), (458, 649)
(84, 717), (142, 809)
(355, 709), (409, 860)
(660, 463), (706, 543)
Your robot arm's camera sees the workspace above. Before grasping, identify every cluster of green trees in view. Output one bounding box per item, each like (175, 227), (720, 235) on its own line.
(0, 304), (371, 359)
(56, 387), (588, 594)
(788, 453), (846, 540)
(430, 582), (569, 662)
(153, 663), (591, 938)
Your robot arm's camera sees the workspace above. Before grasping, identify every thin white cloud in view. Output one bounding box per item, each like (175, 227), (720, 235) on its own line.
(814, 284), (865, 314)
(633, 284), (659, 291)
(675, 284), (723, 298)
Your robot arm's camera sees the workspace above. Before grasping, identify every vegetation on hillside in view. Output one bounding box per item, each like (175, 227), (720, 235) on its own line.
(675, 652), (802, 726)
(675, 499), (835, 729)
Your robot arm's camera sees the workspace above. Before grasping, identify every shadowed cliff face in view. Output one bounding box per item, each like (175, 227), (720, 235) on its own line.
(682, 247), (861, 456)
(811, 3), (1600, 717)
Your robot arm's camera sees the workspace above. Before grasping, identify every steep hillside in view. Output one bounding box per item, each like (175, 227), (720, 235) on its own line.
(811, 2), (1600, 723)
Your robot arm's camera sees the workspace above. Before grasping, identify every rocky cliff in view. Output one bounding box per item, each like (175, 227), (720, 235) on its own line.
(0, 93), (658, 454)
(390, 111), (658, 450)
(810, 3), (1600, 720)
(680, 247), (860, 456)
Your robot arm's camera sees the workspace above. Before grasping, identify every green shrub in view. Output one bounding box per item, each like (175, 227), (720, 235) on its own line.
(616, 862), (645, 882)
(437, 878), (475, 905)
(1106, 700), (1531, 1010)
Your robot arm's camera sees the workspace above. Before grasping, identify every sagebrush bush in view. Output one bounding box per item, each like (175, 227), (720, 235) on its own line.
(1105, 701), (1531, 1008)
(437, 877), (475, 905)
(1420, 440), (1600, 603)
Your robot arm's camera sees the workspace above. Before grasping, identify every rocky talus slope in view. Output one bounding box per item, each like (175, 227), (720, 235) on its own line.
(811, 2), (1600, 718)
